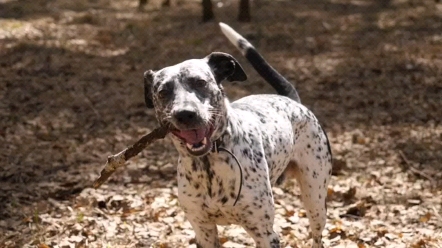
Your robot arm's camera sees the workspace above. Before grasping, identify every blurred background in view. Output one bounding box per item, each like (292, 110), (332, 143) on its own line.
(0, 0), (441, 247)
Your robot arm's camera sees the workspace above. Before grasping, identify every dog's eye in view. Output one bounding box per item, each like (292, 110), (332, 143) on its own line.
(194, 79), (207, 88)
(158, 89), (170, 100)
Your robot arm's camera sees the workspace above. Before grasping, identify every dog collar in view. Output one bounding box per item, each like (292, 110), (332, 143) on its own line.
(211, 139), (243, 206)
(211, 139), (221, 153)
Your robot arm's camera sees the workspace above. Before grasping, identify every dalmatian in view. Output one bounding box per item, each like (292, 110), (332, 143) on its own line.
(143, 23), (332, 248)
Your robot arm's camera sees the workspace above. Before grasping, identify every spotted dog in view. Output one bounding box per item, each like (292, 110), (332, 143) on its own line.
(143, 23), (332, 248)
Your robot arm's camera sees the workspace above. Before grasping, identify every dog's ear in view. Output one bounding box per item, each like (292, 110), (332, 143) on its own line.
(206, 52), (247, 83)
(144, 70), (155, 108)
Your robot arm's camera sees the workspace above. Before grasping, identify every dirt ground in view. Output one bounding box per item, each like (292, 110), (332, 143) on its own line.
(1, 0), (441, 247)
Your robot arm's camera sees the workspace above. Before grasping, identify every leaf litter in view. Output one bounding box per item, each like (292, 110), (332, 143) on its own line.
(1, 0), (441, 247)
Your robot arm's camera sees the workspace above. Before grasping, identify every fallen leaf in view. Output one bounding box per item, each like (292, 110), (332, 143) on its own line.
(419, 212), (432, 223)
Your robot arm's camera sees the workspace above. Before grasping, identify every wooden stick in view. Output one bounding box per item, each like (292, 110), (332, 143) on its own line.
(93, 126), (169, 189)
(398, 150), (435, 186)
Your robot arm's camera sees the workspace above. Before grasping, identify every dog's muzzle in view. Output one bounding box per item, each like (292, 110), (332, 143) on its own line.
(170, 110), (216, 156)
(172, 126), (215, 156)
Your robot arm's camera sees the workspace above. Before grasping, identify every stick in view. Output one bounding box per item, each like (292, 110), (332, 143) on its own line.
(398, 150), (436, 186)
(93, 126), (169, 189)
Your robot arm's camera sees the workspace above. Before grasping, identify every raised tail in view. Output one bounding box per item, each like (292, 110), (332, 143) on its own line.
(219, 22), (301, 103)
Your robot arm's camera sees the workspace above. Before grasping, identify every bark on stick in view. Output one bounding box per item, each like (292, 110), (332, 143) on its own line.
(93, 126), (168, 189)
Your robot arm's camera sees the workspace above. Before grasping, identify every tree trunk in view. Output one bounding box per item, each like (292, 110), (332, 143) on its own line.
(138, 0), (148, 11)
(238, 0), (250, 22)
(202, 0), (214, 22)
(162, 0), (171, 7)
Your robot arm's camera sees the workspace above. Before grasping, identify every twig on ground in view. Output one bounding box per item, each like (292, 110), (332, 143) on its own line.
(398, 150), (436, 186)
(93, 126), (169, 189)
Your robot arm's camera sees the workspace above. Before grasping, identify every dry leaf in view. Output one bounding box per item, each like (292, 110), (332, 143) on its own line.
(419, 212), (432, 223)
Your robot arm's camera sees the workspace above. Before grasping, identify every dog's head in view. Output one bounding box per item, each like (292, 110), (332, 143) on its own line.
(144, 52), (247, 156)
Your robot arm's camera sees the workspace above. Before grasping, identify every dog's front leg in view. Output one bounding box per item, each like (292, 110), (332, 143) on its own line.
(244, 225), (280, 248)
(187, 219), (220, 248)
(177, 158), (221, 248)
(239, 179), (281, 248)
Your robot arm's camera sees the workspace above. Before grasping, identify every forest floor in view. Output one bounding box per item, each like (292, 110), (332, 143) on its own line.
(1, 0), (442, 247)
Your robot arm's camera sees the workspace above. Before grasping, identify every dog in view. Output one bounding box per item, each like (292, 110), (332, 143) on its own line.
(143, 23), (332, 248)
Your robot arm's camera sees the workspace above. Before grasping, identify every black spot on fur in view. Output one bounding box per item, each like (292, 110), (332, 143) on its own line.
(313, 170), (318, 178)
(242, 149), (249, 156)
(192, 161), (198, 171)
(185, 174), (192, 182)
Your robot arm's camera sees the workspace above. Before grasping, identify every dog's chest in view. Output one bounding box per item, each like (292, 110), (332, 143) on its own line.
(177, 154), (243, 224)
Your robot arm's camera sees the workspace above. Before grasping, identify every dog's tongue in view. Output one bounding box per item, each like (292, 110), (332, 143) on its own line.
(173, 128), (206, 144)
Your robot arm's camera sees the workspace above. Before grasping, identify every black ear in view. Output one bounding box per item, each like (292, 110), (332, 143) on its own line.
(206, 52), (247, 83)
(143, 70), (155, 108)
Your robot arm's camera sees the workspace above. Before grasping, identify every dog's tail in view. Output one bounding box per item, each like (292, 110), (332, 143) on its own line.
(219, 22), (301, 103)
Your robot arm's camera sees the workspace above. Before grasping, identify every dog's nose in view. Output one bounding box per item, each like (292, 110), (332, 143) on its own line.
(174, 110), (198, 124)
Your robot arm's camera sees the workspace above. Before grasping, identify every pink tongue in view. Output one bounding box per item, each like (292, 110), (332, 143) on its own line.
(173, 128), (206, 144)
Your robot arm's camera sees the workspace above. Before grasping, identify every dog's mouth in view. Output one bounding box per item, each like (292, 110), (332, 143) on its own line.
(171, 125), (215, 156)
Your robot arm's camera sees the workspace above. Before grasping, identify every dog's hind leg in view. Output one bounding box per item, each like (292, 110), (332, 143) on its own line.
(286, 161), (327, 247)
(288, 123), (332, 247)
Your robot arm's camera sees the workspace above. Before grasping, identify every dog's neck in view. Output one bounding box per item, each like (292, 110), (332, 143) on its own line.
(209, 98), (239, 148)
